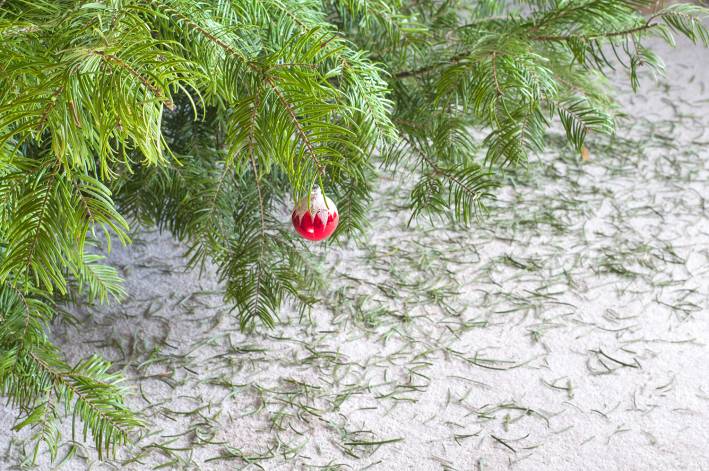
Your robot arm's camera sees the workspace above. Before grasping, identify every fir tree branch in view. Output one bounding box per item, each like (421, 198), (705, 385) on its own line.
(36, 87), (65, 132)
(530, 22), (659, 42)
(246, 128), (266, 329)
(21, 170), (58, 291)
(90, 50), (175, 110)
(394, 51), (469, 79)
(264, 76), (326, 177)
(26, 351), (130, 435)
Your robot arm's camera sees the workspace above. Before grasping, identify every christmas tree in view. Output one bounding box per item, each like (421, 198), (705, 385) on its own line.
(0, 0), (707, 461)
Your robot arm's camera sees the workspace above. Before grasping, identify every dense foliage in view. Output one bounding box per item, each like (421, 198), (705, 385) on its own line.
(0, 0), (707, 460)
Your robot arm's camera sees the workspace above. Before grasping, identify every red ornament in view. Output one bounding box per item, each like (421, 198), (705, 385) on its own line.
(291, 187), (339, 241)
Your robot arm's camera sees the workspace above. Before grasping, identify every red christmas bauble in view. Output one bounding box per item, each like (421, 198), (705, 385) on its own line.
(291, 187), (339, 241)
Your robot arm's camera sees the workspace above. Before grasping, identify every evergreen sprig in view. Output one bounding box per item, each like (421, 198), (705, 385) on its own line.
(0, 285), (141, 461)
(0, 0), (707, 460)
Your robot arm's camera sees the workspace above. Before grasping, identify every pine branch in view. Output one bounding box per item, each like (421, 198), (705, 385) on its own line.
(36, 86), (65, 132)
(394, 51), (470, 79)
(0, 285), (142, 460)
(89, 50), (175, 110)
(556, 96), (614, 152)
(246, 99), (267, 328)
(402, 134), (498, 224)
(265, 76), (327, 177)
(530, 22), (659, 41)
(0, 167), (66, 294)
